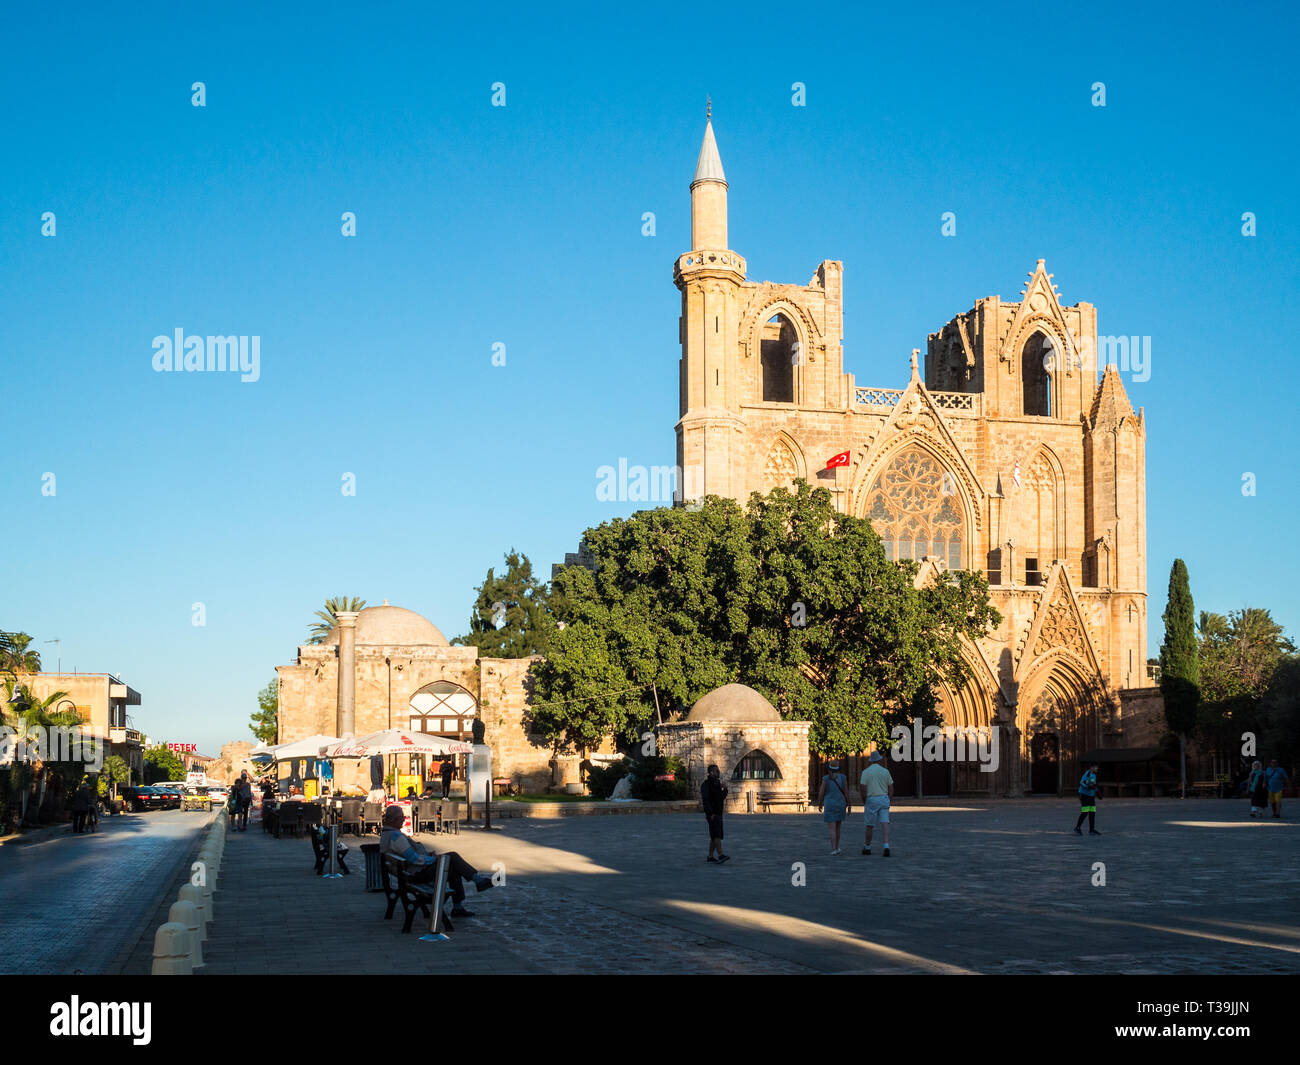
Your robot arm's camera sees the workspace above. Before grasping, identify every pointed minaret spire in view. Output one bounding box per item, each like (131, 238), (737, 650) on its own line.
(690, 105), (728, 248)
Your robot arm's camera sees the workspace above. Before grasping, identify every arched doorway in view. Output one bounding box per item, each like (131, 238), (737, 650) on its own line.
(1020, 659), (1105, 795)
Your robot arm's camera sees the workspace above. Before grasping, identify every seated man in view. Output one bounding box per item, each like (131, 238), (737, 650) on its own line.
(377, 805), (493, 917)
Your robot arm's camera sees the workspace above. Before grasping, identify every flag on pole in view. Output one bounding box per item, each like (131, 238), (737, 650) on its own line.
(826, 450), (851, 470)
(1012, 460), (1021, 489)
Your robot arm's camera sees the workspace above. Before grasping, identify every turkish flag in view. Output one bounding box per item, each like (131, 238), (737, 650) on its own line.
(826, 450), (851, 470)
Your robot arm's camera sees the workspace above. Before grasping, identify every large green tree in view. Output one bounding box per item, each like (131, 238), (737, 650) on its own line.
(1159, 559), (1199, 794)
(1197, 608), (1296, 766)
(454, 550), (555, 657)
(306, 597), (366, 644)
(527, 484), (1000, 756)
(251, 678), (279, 744)
(142, 744), (186, 783)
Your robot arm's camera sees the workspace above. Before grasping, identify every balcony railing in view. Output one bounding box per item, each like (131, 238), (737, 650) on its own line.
(853, 387), (977, 414)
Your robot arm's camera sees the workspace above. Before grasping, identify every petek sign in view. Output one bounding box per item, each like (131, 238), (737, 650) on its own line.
(166, 743), (197, 753)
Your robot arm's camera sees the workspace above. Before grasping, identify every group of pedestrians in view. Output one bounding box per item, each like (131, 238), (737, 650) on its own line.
(226, 772), (253, 830)
(1246, 759), (1290, 818)
(816, 752), (894, 856)
(701, 752), (1291, 859)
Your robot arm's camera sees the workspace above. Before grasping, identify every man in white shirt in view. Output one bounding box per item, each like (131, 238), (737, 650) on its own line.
(859, 751), (895, 857)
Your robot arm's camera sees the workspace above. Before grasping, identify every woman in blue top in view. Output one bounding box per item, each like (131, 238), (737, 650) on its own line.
(817, 760), (850, 855)
(1073, 761), (1100, 835)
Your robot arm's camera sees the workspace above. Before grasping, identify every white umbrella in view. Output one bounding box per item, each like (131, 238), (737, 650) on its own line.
(323, 729), (472, 759)
(271, 734), (344, 760)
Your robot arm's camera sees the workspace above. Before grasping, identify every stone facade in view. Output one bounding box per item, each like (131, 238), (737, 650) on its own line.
(676, 117), (1160, 793)
(275, 606), (556, 794)
(659, 720), (811, 813)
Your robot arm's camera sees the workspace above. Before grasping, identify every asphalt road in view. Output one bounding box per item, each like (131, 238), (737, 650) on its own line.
(0, 807), (212, 974)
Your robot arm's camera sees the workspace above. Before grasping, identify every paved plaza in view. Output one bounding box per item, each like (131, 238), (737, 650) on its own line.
(173, 799), (1300, 975)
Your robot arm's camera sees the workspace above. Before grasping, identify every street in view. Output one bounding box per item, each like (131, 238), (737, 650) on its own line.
(0, 808), (212, 974)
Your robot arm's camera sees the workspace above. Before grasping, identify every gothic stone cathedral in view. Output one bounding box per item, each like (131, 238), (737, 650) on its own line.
(675, 117), (1156, 795)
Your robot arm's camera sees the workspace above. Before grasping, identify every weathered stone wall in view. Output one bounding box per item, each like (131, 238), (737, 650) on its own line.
(1118, 686), (1166, 748)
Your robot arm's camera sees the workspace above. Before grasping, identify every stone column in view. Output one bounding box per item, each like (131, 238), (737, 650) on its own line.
(335, 612), (360, 737)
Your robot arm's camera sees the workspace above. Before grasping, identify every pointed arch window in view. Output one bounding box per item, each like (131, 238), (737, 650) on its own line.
(761, 313), (797, 402)
(1022, 331), (1054, 416)
(863, 447), (965, 570)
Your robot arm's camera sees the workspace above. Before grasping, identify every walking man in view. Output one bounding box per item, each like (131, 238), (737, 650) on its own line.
(702, 764), (729, 863)
(236, 771), (253, 831)
(859, 751), (894, 856)
(1266, 759), (1290, 818)
(1073, 761), (1101, 835)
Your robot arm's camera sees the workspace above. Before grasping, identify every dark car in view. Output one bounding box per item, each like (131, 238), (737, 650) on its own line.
(153, 785), (183, 809)
(121, 786), (167, 812)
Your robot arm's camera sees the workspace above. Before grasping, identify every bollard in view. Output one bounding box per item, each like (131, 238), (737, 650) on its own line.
(178, 884), (208, 942)
(168, 901), (203, 969)
(151, 922), (193, 975)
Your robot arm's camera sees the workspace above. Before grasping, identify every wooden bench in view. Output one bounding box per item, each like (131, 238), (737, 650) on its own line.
(1189, 780), (1220, 797)
(381, 854), (454, 935)
(758, 792), (808, 813)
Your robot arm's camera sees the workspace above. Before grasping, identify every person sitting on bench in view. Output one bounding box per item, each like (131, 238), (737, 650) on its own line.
(377, 805), (493, 917)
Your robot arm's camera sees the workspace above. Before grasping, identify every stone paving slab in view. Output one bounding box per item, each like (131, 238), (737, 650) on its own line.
(189, 800), (1299, 975)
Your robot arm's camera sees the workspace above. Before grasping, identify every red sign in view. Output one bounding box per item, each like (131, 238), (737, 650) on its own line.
(167, 743), (197, 753)
(826, 450), (850, 470)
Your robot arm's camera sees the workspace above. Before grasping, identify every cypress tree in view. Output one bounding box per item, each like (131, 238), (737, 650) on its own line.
(1159, 558), (1199, 794)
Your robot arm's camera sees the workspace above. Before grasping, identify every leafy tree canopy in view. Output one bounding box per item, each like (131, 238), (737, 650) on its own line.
(453, 550), (555, 658)
(527, 484), (1001, 756)
(251, 678), (279, 744)
(143, 744), (186, 783)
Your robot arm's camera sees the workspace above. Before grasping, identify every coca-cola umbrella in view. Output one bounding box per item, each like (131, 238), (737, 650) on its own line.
(324, 729), (473, 800)
(323, 729), (472, 759)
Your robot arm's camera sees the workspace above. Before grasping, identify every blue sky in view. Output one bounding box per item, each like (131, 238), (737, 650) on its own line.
(3, 1), (1297, 754)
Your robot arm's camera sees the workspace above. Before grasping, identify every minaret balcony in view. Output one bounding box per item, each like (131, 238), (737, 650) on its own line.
(674, 249), (746, 284)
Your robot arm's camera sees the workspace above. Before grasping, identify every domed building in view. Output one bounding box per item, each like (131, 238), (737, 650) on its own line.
(275, 602), (554, 794)
(659, 683), (811, 812)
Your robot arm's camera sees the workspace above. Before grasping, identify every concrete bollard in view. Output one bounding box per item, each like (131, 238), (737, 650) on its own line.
(178, 883), (208, 942)
(151, 922), (193, 975)
(169, 900), (203, 969)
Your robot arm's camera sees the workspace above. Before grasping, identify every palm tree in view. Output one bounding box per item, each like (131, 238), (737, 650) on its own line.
(0, 632), (41, 673)
(2, 678), (77, 825)
(306, 597), (367, 644)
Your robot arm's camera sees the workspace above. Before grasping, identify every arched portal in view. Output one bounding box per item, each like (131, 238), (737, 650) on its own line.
(1018, 656), (1106, 795)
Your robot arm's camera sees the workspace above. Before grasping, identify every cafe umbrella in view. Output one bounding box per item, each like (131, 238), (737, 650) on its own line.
(322, 729), (473, 805)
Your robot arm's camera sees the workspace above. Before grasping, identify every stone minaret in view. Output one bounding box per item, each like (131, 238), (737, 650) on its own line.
(675, 106), (747, 502)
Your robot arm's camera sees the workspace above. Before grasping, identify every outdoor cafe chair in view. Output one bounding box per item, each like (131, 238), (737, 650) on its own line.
(277, 804), (303, 839)
(338, 799), (362, 835)
(361, 802), (383, 834)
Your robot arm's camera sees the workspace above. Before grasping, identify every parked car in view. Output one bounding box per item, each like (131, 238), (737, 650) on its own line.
(207, 786), (229, 806)
(152, 785), (184, 809)
(121, 786), (168, 812)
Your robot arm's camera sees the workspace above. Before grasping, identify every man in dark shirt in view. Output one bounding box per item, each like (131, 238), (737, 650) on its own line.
(701, 764), (729, 863)
(440, 759), (455, 800)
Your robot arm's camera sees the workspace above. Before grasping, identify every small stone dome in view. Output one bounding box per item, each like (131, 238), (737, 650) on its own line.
(687, 683), (781, 723)
(322, 605), (449, 647)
